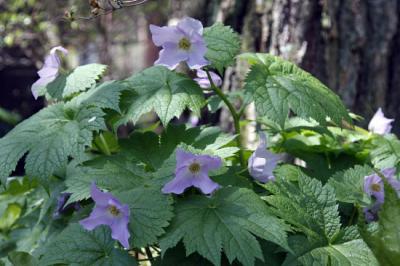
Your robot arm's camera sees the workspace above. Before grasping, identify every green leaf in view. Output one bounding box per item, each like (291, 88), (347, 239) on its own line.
(38, 224), (137, 266)
(8, 251), (39, 266)
(68, 80), (126, 112)
(0, 203), (21, 230)
(160, 187), (290, 266)
(241, 53), (352, 127)
(47, 64), (107, 99)
(359, 182), (400, 266)
(65, 159), (174, 247)
(264, 172), (341, 242)
(204, 23), (241, 74)
(370, 134), (400, 169)
(284, 236), (378, 266)
(120, 66), (205, 126)
(328, 165), (372, 204)
(0, 104), (105, 183)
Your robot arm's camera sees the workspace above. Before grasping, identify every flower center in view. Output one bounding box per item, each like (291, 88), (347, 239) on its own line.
(371, 183), (381, 192)
(178, 38), (191, 51)
(188, 162), (201, 174)
(108, 205), (120, 217)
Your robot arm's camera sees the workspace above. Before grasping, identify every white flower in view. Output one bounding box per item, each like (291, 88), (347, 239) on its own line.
(368, 108), (394, 135)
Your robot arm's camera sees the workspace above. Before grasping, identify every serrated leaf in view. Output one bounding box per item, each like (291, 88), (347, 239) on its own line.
(370, 134), (400, 169)
(160, 187), (290, 266)
(38, 224), (137, 266)
(264, 171), (341, 242)
(284, 236), (378, 266)
(65, 159), (173, 247)
(204, 23), (241, 74)
(68, 80), (126, 112)
(0, 104), (105, 183)
(46, 64), (107, 99)
(359, 182), (400, 265)
(328, 165), (372, 204)
(120, 66), (205, 126)
(242, 53), (352, 127)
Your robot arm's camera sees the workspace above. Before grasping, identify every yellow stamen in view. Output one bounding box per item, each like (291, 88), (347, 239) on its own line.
(188, 162), (201, 174)
(108, 205), (120, 217)
(371, 183), (381, 192)
(178, 38), (191, 50)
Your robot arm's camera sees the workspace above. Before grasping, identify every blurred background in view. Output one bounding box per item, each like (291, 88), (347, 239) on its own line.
(1, 0), (399, 136)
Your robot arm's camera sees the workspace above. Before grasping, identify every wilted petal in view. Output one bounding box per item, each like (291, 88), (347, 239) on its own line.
(194, 69), (222, 88)
(192, 173), (220, 194)
(31, 76), (56, 99)
(177, 17), (204, 36)
(248, 132), (283, 183)
(149, 25), (182, 46)
(368, 108), (394, 135)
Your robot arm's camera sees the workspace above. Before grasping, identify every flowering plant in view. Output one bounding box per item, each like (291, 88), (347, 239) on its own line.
(1, 17), (399, 266)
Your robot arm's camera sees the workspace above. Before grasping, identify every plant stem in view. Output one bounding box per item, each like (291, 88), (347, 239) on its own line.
(99, 133), (111, 156)
(205, 70), (246, 168)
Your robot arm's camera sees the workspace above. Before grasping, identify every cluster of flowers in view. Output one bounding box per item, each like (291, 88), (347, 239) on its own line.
(33, 17), (398, 249)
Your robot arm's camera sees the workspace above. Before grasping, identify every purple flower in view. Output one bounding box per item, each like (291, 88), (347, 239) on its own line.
(363, 168), (400, 222)
(150, 17), (209, 70)
(162, 149), (222, 195)
(248, 132), (284, 183)
(368, 108), (394, 135)
(31, 46), (68, 99)
(80, 183), (130, 249)
(194, 69), (222, 88)
(53, 192), (80, 218)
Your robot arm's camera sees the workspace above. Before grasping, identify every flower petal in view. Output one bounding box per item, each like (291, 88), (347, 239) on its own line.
(177, 17), (204, 36)
(79, 205), (113, 230)
(162, 168), (194, 194)
(31, 76), (56, 99)
(186, 41), (209, 69)
(90, 183), (113, 206)
(155, 45), (188, 70)
(197, 154), (222, 172)
(110, 206), (130, 249)
(368, 108), (394, 135)
(192, 173), (220, 194)
(195, 70), (222, 88)
(149, 24), (182, 46)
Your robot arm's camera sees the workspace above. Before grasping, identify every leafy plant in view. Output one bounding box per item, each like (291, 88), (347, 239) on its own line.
(0, 16), (398, 266)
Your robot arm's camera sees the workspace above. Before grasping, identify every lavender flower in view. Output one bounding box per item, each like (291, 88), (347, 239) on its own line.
(248, 132), (284, 183)
(363, 168), (400, 222)
(80, 183), (130, 248)
(368, 108), (394, 135)
(150, 17), (209, 70)
(31, 46), (68, 99)
(162, 149), (222, 195)
(194, 69), (222, 88)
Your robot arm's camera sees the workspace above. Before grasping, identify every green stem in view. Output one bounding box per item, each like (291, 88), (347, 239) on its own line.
(99, 133), (111, 156)
(205, 70), (246, 168)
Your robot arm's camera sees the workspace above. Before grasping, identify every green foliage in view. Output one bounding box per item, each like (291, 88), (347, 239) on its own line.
(370, 134), (400, 169)
(38, 224), (137, 265)
(119, 66), (205, 126)
(8, 251), (38, 266)
(328, 165), (372, 204)
(359, 183), (400, 266)
(241, 53), (352, 128)
(46, 64), (107, 99)
(0, 104), (105, 183)
(264, 168), (377, 265)
(160, 187), (290, 266)
(204, 23), (241, 74)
